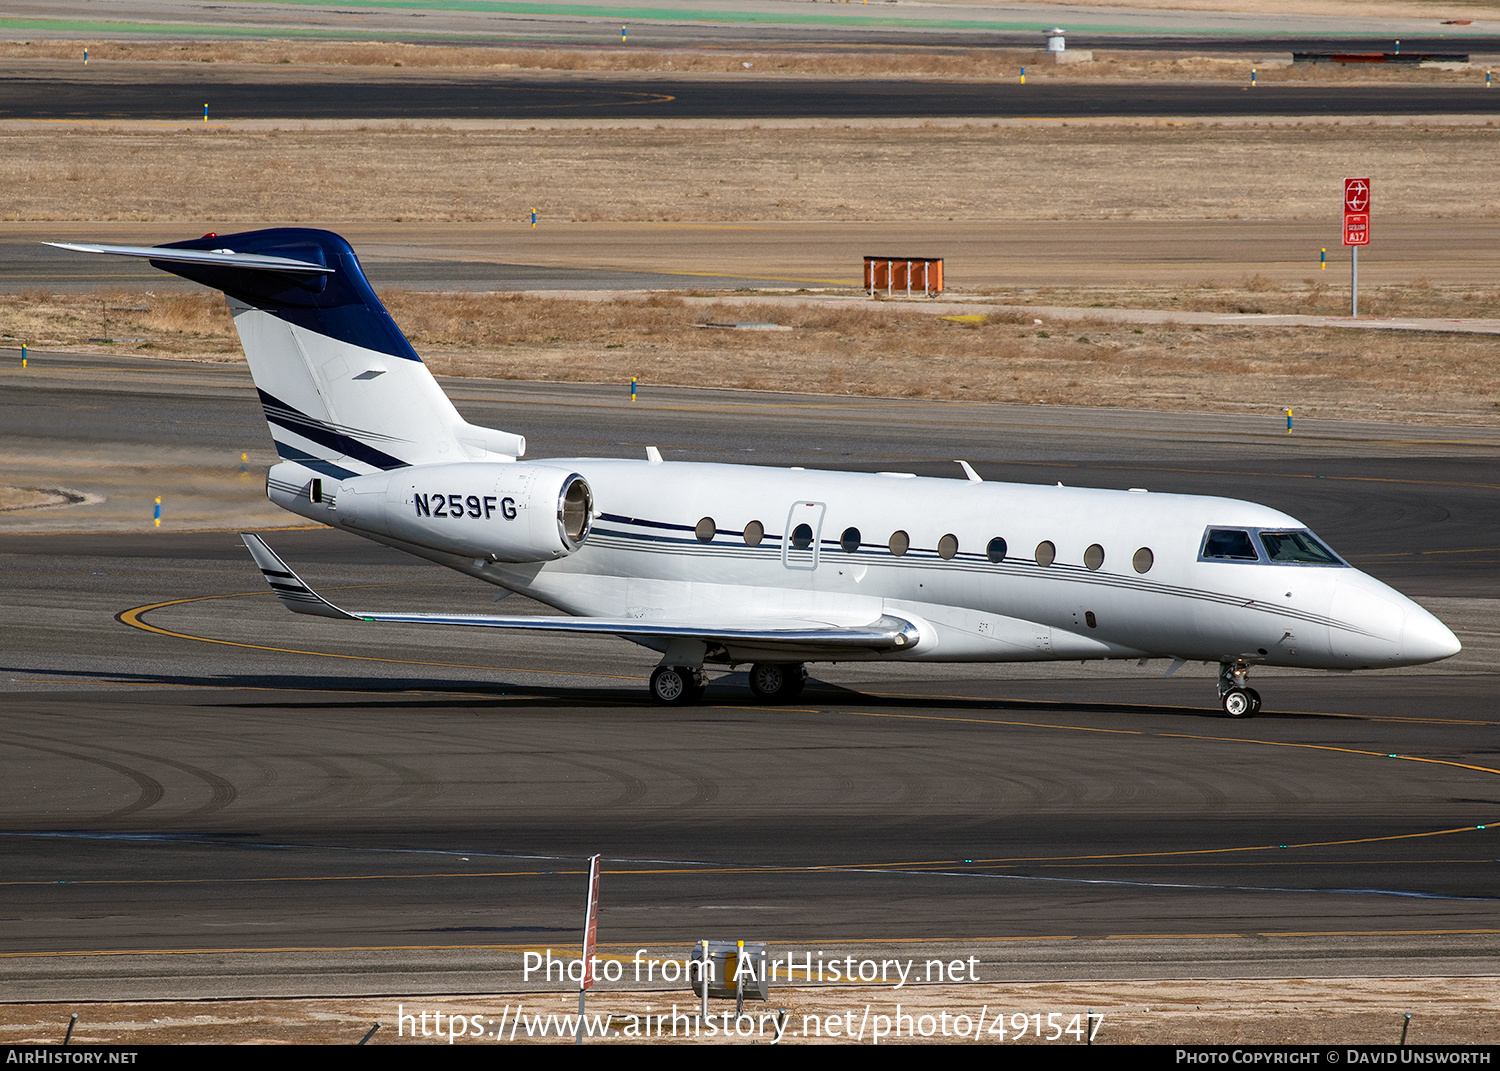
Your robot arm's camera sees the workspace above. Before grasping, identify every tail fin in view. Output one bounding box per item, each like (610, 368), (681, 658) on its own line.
(50, 229), (523, 477)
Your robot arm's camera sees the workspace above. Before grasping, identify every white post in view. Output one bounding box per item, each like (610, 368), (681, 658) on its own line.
(1351, 246), (1358, 317)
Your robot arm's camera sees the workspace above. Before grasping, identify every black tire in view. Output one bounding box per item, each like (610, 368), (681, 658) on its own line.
(748, 662), (786, 699)
(1246, 687), (1262, 715)
(748, 662), (805, 702)
(650, 665), (700, 705)
(1222, 687), (1256, 718)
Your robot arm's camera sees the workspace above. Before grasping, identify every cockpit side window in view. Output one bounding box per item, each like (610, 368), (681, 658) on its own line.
(1259, 530), (1343, 565)
(1201, 528), (1259, 561)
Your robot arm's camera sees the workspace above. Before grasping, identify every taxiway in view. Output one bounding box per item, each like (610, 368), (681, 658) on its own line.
(2, 357), (1497, 998)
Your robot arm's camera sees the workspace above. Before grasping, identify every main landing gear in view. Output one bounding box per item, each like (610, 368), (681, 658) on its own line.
(649, 665), (705, 705)
(747, 662), (806, 702)
(647, 662), (808, 704)
(1218, 660), (1261, 718)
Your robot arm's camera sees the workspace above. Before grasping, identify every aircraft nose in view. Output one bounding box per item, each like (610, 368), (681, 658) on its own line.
(1402, 605), (1461, 664)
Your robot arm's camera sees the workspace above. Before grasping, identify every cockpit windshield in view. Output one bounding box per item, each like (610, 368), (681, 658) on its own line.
(1258, 530), (1342, 565)
(1200, 526), (1347, 566)
(1202, 528), (1259, 561)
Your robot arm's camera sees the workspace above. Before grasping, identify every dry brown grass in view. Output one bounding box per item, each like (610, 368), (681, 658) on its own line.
(1, 39), (1490, 82)
(0, 40), (1039, 79)
(4, 122), (1499, 223)
(1080, 0), (1497, 12)
(0, 289), (236, 354)
(1, 975), (1497, 1045)
(987, 278), (1500, 318)
(408, 298), (1499, 423)
(8, 287), (1497, 423)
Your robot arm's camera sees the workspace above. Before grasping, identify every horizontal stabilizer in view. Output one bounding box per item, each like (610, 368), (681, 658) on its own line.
(45, 242), (334, 274)
(241, 534), (919, 651)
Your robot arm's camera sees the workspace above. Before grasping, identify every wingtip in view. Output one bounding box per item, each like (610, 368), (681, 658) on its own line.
(240, 532), (354, 620)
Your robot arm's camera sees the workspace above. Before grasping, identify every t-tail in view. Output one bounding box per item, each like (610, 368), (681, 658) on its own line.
(48, 228), (525, 483)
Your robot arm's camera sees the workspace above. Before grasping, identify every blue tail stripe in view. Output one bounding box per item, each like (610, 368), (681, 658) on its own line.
(270, 442), (360, 480)
(260, 390), (409, 472)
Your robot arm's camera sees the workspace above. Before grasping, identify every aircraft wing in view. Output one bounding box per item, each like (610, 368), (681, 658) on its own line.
(242, 533), (919, 651)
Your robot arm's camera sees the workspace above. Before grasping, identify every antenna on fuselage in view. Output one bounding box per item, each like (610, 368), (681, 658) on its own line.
(955, 460), (982, 483)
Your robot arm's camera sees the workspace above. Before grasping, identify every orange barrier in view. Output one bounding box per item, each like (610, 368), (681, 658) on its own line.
(865, 256), (943, 297)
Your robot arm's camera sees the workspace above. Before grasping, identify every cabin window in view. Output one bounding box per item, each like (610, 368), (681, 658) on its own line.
(695, 517), (716, 543)
(1201, 528), (1259, 561)
(1259, 530), (1342, 565)
(1083, 544), (1105, 571)
(937, 534), (959, 560)
(743, 519), (764, 547)
(840, 527), (861, 553)
(986, 537), (1007, 563)
(1085, 611), (1097, 628)
(888, 530), (909, 557)
(1133, 547), (1154, 573)
(1035, 540), (1056, 567)
(791, 523), (814, 550)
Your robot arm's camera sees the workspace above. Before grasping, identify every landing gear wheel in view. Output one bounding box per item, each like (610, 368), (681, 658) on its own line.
(650, 665), (704, 705)
(1217, 660), (1259, 718)
(1222, 687), (1258, 718)
(748, 662), (806, 702)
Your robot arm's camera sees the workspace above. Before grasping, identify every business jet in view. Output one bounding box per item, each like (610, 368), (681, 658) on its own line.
(54, 229), (1461, 715)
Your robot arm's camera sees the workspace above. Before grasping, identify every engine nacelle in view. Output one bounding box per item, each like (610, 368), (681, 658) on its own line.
(334, 463), (592, 562)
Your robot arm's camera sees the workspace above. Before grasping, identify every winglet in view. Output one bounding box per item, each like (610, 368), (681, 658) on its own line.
(955, 460), (982, 483)
(241, 533), (358, 620)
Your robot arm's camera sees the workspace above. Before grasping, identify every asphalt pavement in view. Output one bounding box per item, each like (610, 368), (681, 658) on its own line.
(2, 359), (1498, 998)
(3, 74), (1498, 120)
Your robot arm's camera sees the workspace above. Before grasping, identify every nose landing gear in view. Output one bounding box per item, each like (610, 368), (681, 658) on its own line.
(1218, 660), (1261, 718)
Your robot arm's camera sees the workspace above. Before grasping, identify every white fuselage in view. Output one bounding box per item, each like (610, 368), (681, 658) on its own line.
(269, 457), (1459, 672)
(62, 227), (1461, 689)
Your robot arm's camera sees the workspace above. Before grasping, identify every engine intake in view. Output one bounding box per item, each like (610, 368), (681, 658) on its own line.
(330, 463), (593, 562)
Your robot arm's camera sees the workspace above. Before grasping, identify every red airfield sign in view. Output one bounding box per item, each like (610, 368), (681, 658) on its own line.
(1344, 178), (1370, 246)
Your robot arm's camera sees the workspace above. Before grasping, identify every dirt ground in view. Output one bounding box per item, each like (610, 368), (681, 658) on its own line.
(2, 37), (1492, 82)
(8, 284), (1499, 424)
(2, 976), (1495, 1045)
(5, 118), (1498, 224)
(7, 110), (1500, 424)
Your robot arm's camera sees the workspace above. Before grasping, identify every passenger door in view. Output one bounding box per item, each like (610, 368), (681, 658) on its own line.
(782, 501), (825, 571)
